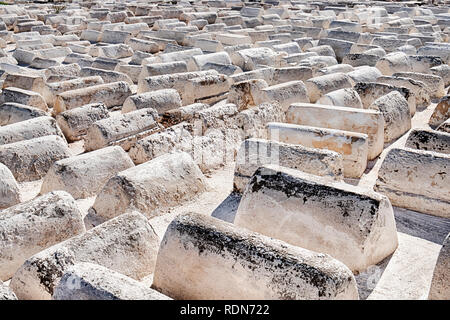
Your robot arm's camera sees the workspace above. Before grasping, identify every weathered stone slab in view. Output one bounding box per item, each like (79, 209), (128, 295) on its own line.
(392, 72), (445, 99)
(429, 233), (450, 300)
(417, 45), (450, 64)
(128, 122), (193, 165)
(101, 29), (132, 44)
(54, 81), (132, 113)
(152, 212), (359, 300)
(0, 135), (71, 182)
(369, 91), (411, 143)
(235, 165), (398, 272)
(44, 63), (81, 83)
(317, 88), (363, 109)
(64, 53), (93, 66)
(187, 51), (231, 71)
(30, 56), (59, 69)
(342, 53), (379, 67)
(375, 52), (412, 76)
(183, 73), (231, 105)
(227, 79), (268, 111)
(0, 191), (85, 281)
(91, 57), (124, 71)
(114, 64), (142, 84)
(201, 62), (242, 76)
(372, 38), (409, 53)
(233, 138), (343, 192)
(305, 73), (353, 103)
(191, 38), (223, 53)
(346, 66), (382, 85)
(0, 116), (65, 146)
(80, 67), (133, 85)
(193, 103), (239, 135)
(307, 44), (335, 58)
(137, 70), (218, 100)
(87, 152), (207, 225)
(235, 102), (285, 140)
(317, 38), (354, 62)
(437, 119), (450, 134)
(42, 76), (104, 107)
(375, 148), (450, 218)
(258, 80), (309, 111)
(84, 108), (161, 152)
(430, 64), (450, 87)
(315, 64), (354, 77)
(158, 48), (203, 63)
(126, 38), (158, 54)
(0, 102), (47, 126)
(0, 87), (47, 111)
(53, 263), (171, 300)
(217, 33), (252, 47)
(429, 96), (450, 129)
(230, 67), (273, 85)
(405, 129), (450, 155)
(376, 75), (430, 109)
(2, 73), (45, 95)
(408, 55), (444, 74)
(354, 82), (415, 115)
(286, 103), (384, 160)
(139, 61), (188, 80)
(10, 211), (159, 300)
(122, 89), (181, 114)
(41, 146), (134, 199)
(55, 103), (110, 142)
(161, 103), (209, 127)
(0, 162), (20, 209)
(230, 47), (282, 71)
(267, 122), (368, 178)
(272, 66), (313, 84)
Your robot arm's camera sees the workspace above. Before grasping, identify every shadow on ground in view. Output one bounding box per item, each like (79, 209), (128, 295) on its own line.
(355, 254), (393, 300)
(211, 192), (242, 223)
(393, 206), (450, 245)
